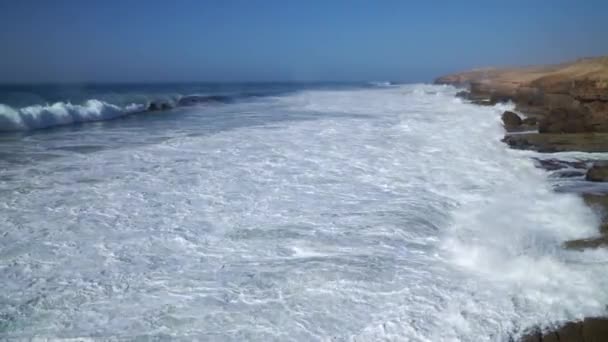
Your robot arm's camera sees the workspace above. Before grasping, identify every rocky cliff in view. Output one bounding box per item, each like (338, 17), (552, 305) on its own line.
(435, 57), (608, 133)
(437, 57), (608, 341)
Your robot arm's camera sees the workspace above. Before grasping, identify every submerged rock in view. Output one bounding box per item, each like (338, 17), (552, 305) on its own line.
(586, 162), (608, 182)
(147, 101), (173, 111)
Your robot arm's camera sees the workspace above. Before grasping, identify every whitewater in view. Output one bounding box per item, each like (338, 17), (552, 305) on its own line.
(1, 84), (608, 341)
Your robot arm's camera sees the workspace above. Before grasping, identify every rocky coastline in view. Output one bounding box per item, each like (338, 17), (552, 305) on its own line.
(435, 56), (608, 341)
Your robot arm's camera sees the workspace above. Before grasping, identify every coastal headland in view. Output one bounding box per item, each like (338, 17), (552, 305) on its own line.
(436, 57), (608, 342)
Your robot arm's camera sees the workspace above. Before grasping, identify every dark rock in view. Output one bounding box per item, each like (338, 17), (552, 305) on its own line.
(564, 236), (608, 250)
(586, 162), (608, 182)
(533, 158), (587, 171)
(534, 159), (566, 171)
(519, 318), (608, 341)
(455, 90), (470, 99)
(147, 102), (160, 111)
(490, 93), (512, 104)
(542, 93), (582, 111)
(538, 108), (589, 133)
(503, 133), (608, 153)
(553, 170), (586, 178)
(542, 160), (587, 176)
(465, 82), (516, 105)
(147, 101), (173, 111)
(502, 111), (523, 130)
(584, 101), (608, 132)
(503, 134), (545, 151)
(514, 86), (544, 108)
(541, 332), (559, 342)
(601, 222), (608, 234)
(582, 317), (608, 342)
(558, 321), (584, 341)
(522, 117), (538, 126)
(536, 100), (608, 133)
(520, 329), (541, 342)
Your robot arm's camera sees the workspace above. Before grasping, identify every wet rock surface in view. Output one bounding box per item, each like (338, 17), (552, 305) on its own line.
(519, 318), (608, 342)
(563, 236), (608, 250)
(533, 158), (589, 179)
(522, 117), (538, 126)
(502, 111), (523, 130)
(503, 133), (608, 153)
(533, 158), (588, 171)
(586, 162), (608, 182)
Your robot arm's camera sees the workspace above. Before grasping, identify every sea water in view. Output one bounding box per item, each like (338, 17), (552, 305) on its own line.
(1, 84), (608, 341)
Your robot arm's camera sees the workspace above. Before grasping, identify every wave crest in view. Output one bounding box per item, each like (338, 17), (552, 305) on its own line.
(0, 92), (253, 131)
(368, 81), (394, 87)
(0, 100), (146, 131)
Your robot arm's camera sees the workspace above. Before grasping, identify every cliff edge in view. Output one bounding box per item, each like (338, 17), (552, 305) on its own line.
(435, 57), (608, 133)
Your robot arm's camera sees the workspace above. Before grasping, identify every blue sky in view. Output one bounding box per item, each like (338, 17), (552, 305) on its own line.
(1, 0), (607, 83)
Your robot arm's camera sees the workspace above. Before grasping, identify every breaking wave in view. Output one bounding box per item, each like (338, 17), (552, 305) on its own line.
(0, 100), (144, 131)
(368, 81), (395, 87)
(0, 94), (243, 132)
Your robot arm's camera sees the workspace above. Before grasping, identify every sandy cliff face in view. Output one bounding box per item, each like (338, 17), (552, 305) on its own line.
(435, 57), (608, 133)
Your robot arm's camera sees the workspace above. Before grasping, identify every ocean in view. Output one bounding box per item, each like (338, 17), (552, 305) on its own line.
(1, 83), (607, 341)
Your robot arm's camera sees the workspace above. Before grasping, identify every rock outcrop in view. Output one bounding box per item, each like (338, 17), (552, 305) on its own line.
(502, 132), (608, 152)
(438, 57), (608, 341)
(522, 117), (537, 126)
(586, 162), (608, 182)
(501, 111), (522, 130)
(520, 318), (608, 342)
(436, 57), (608, 134)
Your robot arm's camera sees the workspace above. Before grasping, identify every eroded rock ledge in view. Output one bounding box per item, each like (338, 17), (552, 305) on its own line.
(435, 57), (608, 134)
(519, 318), (608, 342)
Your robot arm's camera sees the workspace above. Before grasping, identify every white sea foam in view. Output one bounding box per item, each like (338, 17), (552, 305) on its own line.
(1, 85), (607, 341)
(369, 81), (394, 87)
